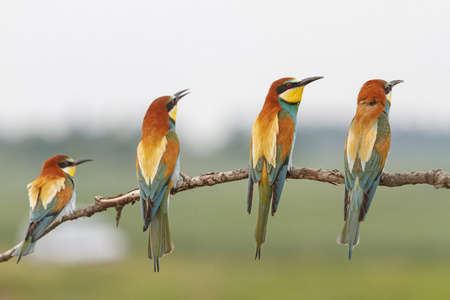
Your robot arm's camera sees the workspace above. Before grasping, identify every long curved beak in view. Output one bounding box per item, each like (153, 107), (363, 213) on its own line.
(389, 80), (404, 87)
(295, 76), (324, 87)
(173, 89), (190, 103)
(74, 159), (93, 166)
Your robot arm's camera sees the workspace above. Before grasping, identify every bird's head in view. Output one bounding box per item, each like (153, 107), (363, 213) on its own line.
(53, 155), (92, 177)
(166, 89), (190, 123)
(384, 80), (403, 106)
(357, 79), (403, 109)
(274, 76), (323, 104)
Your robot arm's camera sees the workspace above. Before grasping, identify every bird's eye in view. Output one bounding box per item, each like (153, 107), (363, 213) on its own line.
(385, 85), (392, 94)
(171, 99), (175, 104)
(58, 161), (73, 169)
(286, 83), (292, 88)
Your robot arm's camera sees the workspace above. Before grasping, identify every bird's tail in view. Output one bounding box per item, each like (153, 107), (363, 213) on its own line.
(148, 198), (174, 272)
(13, 238), (36, 263)
(337, 185), (363, 260)
(254, 164), (272, 260)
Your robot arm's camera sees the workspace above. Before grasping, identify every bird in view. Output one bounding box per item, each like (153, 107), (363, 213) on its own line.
(13, 155), (92, 263)
(247, 76), (323, 259)
(136, 89), (189, 272)
(337, 79), (403, 259)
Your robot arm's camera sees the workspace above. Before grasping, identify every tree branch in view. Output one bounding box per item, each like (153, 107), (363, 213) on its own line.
(1, 167), (449, 263)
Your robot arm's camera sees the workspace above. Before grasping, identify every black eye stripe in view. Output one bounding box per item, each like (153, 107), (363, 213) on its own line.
(276, 82), (293, 95)
(58, 161), (73, 168)
(166, 98), (176, 112)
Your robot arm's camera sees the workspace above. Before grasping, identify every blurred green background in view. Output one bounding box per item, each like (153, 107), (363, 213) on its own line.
(1, 129), (449, 300)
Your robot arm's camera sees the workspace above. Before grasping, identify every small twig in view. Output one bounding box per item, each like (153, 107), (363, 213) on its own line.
(115, 205), (124, 228)
(179, 172), (190, 181)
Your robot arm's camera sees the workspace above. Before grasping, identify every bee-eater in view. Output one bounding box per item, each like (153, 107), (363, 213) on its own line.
(13, 155), (92, 263)
(137, 89), (188, 272)
(337, 79), (403, 259)
(248, 76), (323, 259)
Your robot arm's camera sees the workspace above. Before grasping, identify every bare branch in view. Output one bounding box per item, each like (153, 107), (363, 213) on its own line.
(1, 167), (448, 263)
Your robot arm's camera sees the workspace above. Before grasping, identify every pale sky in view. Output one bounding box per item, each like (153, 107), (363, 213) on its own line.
(1, 0), (449, 151)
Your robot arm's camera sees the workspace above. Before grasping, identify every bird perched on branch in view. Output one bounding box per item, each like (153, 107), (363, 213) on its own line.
(337, 79), (403, 259)
(247, 76), (323, 259)
(137, 89), (189, 272)
(14, 155), (92, 262)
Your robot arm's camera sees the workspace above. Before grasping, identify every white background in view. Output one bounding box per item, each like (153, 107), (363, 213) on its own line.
(1, 0), (449, 151)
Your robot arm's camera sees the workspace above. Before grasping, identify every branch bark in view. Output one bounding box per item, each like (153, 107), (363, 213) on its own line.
(1, 167), (449, 263)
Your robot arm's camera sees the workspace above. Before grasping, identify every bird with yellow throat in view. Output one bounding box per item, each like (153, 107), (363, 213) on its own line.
(337, 79), (403, 259)
(248, 76), (323, 259)
(137, 89), (189, 272)
(14, 155), (92, 262)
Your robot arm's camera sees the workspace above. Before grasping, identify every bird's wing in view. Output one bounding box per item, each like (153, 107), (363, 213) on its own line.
(248, 109), (279, 213)
(344, 113), (390, 221)
(248, 109), (294, 214)
(26, 177), (74, 242)
(137, 133), (168, 186)
(249, 109), (279, 184)
(268, 109), (295, 213)
(138, 129), (180, 228)
(28, 176), (66, 209)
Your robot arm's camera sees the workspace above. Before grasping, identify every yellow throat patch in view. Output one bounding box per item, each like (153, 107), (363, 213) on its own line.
(63, 166), (77, 177)
(386, 91), (392, 105)
(169, 105), (177, 122)
(279, 86), (305, 103)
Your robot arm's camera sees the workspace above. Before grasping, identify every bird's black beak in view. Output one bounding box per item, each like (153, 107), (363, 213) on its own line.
(295, 76), (324, 87)
(389, 80), (404, 87)
(74, 159), (93, 166)
(173, 89), (190, 104)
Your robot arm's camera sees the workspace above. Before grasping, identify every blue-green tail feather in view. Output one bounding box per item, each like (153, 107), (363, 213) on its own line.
(254, 180), (271, 260)
(14, 239), (36, 263)
(337, 184), (363, 260)
(148, 191), (174, 272)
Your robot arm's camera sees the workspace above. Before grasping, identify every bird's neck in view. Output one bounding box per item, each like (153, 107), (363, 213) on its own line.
(384, 100), (391, 116)
(169, 117), (176, 130)
(278, 98), (300, 123)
